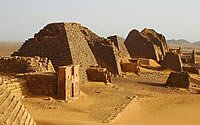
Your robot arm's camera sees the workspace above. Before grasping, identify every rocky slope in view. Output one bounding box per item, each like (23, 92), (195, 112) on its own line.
(167, 39), (200, 49)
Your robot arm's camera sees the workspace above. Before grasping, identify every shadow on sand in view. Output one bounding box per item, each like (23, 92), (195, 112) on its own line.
(137, 81), (166, 88)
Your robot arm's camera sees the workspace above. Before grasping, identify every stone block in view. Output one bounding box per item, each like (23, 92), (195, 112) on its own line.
(86, 66), (112, 83)
(166, 72), (190, 88)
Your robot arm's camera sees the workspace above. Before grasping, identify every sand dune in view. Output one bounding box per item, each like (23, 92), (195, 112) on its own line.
(112, 96), (200, 125)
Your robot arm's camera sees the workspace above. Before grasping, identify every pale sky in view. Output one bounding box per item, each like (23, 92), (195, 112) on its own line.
(0, 0), (200, 42)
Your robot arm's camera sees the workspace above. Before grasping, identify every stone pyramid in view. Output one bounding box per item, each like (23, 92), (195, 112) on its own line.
(12, 23), (97, 83)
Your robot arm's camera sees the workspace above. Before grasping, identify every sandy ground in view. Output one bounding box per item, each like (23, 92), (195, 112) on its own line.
(0, 42), (22, 56)
(112, 92), (200, 125)
(1, 43), (200, 125)
(21, 68), (200, 125)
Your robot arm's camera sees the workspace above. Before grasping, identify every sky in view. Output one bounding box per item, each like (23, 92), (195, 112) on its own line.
(0, 0), (200, 42)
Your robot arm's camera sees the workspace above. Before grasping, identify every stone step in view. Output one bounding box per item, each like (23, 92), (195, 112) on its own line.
(10, 88), (24, 93)
(0, 85), (6, 95)
(24, 113), (31, 125)
(0, 93), (14, 114)
(29, 117), (34, 125)
(6, 86), (18, 90)
(6, 83), (27, 89)
(12, 104), (25, 125)
(19, 108), (28, 125)
(4, 100), (21, 124)
(0, 90), (10, 105)
(0, 95), (16, 123)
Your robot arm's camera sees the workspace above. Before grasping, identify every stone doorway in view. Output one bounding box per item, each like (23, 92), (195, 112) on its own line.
(57, 65), (80, 101)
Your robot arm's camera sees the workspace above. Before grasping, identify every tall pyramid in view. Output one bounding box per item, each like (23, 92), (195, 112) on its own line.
(12, 23), (97, 83)
(125, 28), (169, 62)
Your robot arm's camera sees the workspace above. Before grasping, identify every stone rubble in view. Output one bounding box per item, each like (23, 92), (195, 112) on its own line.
(0, 56), (55, 73)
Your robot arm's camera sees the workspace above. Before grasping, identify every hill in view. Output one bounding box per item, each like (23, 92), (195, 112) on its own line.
(192, 41), (200, 46)
(167, 39), (200, 50)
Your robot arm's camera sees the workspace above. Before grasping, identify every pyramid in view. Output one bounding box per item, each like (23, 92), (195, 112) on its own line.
(108, 35), (131, 61)
(77, 26), (123, 75)
(12, 23), (97, 83)
(125, 28), (169, 62)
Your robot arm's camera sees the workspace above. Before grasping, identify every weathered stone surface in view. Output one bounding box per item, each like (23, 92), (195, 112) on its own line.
(169, 47), (182, 54)
(124, 28), (169, 62)
(190, 77), (200, 86)
(12, 23), (97, 84)
(107, 35), (131, 61)
(166, 72), (190, 88)
(161, 52), (183, 72)
(1, 76), (28, 98)
(141, 28), (168, 56)
(181, 49), (196, 64)
(183, 66), (199, 75)
(121, 62), (140, 74)
(86, 66), (112, 83)
(17, 72), (57, 96)
(88, 40), (121, 75)
(0, 56), (54, 73)
(0, 78), (36, 125)
(138, 58), (161, 68)
(79, 27), (122, 75)
(125, 29), (160, 61)
(57, 65), (80, 101)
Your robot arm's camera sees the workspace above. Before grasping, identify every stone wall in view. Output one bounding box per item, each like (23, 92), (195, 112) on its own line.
(0, 77), (36, 125)
(1, 76), (28, 98)
(0, 56), (55, 73)
(12, 23), (97, 84)
(181, 50), (196, 64)
(17, 72), (57, 96)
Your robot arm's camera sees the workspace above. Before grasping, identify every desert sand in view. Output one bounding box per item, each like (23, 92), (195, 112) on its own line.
(1, 43), (200, 125)
(112, 94), (200, 125)
(20, 68), (200, 125)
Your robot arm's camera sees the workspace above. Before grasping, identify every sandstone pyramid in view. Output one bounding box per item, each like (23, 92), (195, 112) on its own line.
(108, 35), (131, 61)
(124, 28), (169, 62)
(141, 28), (168, 56)
(12, 23), (97, 83)
(78, 27), (122, 75)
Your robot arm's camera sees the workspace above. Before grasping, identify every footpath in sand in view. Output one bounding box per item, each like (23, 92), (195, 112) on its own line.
(22, 69), (200, 125)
